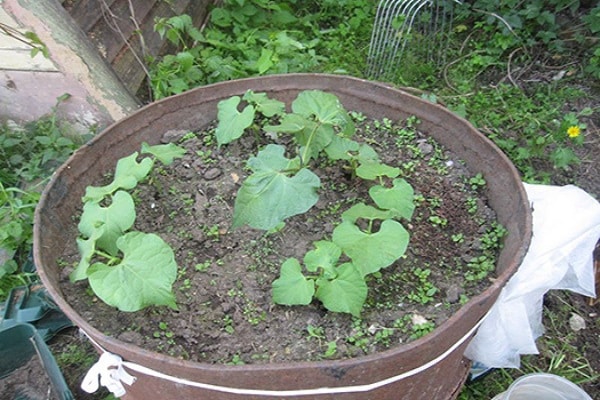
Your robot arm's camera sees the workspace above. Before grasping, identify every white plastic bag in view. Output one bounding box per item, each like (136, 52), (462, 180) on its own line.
(464, 183), (600, 368)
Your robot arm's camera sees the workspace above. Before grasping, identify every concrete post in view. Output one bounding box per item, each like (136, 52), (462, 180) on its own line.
(0, 0), (139, 130)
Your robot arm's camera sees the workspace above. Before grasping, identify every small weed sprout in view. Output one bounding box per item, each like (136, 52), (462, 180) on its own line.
(468, 173), (486, 191)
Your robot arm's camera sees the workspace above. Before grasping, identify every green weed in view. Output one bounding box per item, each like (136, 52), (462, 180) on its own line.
(0, 109), (83, 300)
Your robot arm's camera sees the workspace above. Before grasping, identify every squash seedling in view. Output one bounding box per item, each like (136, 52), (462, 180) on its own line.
(74, 90), (415, 317)
(72, 143), (185, 312)
(214, 90), (415, 316)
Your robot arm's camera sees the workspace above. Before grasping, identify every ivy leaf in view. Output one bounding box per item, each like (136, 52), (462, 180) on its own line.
(141, 142), (186, 165)
(87, 232), (178, 312)
(78, 190), (136, 256)
(356, 161), (400, 180)
(83, 153), (153, 202)
(332, 219), (409, 276)
(215, 96), (255, 146)
(232, 144), (320, 230)
(369, 178), (415, 220)
(315, 263), (367, 317)
(272, 258), (315, 306)
(256, 48), (274, 74)
(243, 90), (285, 117)
(341, 203), (392, 224)
(303, 240), (342, 278)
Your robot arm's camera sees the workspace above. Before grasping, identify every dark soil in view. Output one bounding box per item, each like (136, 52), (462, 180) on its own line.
(58, 115), (502, 365)
(0, 355), (58, 400)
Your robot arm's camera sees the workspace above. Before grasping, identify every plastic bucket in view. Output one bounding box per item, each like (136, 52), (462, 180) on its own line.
(492, 373), (592, 400)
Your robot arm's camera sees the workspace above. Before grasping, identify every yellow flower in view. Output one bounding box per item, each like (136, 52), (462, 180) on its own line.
(567, 125), (581, 138)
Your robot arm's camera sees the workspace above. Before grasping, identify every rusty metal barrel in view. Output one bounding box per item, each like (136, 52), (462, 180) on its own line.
(34, 74), (531, 400)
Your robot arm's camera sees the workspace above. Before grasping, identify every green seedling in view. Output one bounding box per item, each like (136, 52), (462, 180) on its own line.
(223, 315), (235, 334)
(216, 89), (402, 231)
(73, 142), (186, 312)
(428, 215), (448, 228)
(451, 233), (465, 243)
(306, 325), (326, 342)
(210, 90), (416, 317)
(410, 320), (435, 340)
(468, 173), (486, 191)
(406, 267), (438, 305)
(271, 179), (413, 317)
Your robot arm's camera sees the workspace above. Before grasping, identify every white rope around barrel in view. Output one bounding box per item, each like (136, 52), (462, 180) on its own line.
(80, 310), (490, 398)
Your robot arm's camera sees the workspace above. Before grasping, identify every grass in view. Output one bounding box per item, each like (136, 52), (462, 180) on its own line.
(460, 291), (599, 398)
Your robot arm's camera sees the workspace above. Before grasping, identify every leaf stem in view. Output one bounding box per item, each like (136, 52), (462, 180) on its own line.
(94, 250), (121, 266)
(300, 122), (321, 166)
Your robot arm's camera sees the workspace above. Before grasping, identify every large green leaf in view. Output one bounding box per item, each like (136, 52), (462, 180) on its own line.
(243, 90), (285, 117)
(356, 161), (400, 180)
(141, 142), (186, 165)
(324, 135), (360, 160)
(215, 96), (255, 145)
(332, 219), (409, 276)
(264, 113), (307, 134)
(83, 153), (153, 202)
(272, 258), (315, 306)
(303, 240), (342, 277)
(292, 90), (349, 126)
(341, 203), (393, 224)
(355, 143), (379, 163)
(369, 178), (415, 220)
(78, 190), (136, 256)
(87, 232), (178, 312)
(232, 144), (320, 230)
(315, 263), (367, 317)
(296, 123), (334, 162)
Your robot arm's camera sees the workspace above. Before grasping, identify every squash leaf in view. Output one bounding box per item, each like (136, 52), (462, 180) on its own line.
(303, 240), (342, 277)
(272, 258), (315, 306)
(141, 142), (186, 165)
(78, 190), (136, 256)
(83, 153), (153, 202)
(341, 203), (393, 224)
(369, 178), (415, 220)
(332, 219), (409, 276)
(215, 96), (255, 145)
(87, 232), (178, 312)
(232, 144), (320, 230)
(315, 262), (367, 317)
(243, 90), (285, 117)
(70, 227), (104, 282)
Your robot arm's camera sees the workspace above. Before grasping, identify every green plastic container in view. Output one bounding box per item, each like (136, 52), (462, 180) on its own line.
(0, 323), (74, 400)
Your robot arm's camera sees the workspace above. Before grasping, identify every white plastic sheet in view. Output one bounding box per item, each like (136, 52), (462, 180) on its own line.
(465, 183), (600, 368)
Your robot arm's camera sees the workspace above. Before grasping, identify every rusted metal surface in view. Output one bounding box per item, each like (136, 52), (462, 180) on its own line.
(34, 74), (532, 400)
